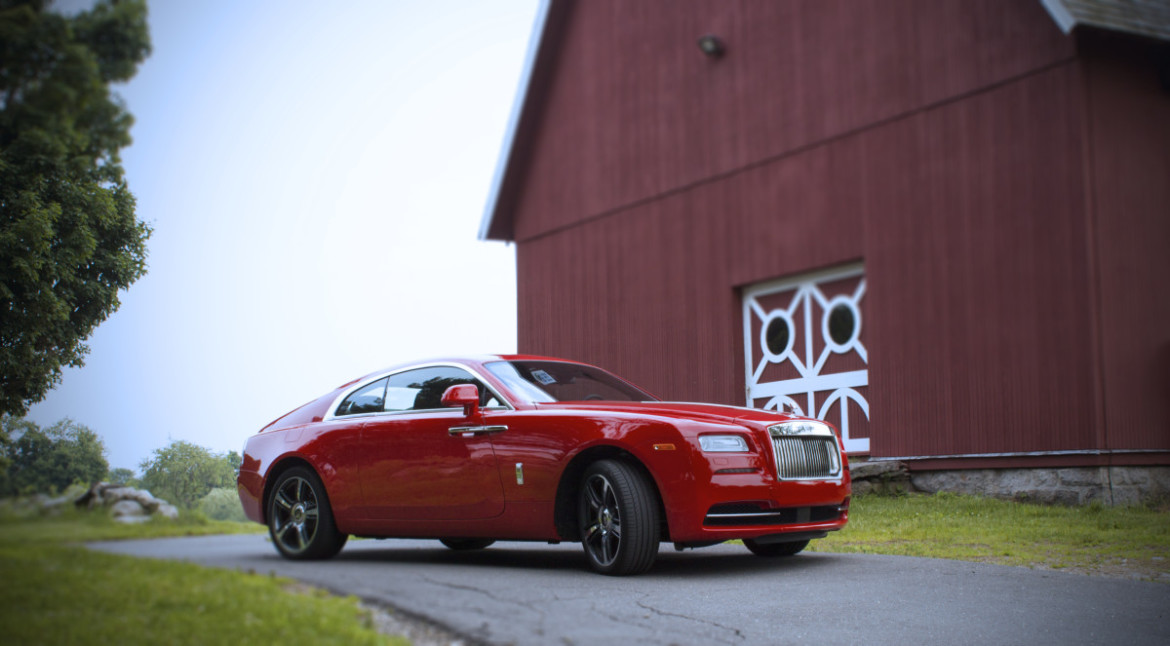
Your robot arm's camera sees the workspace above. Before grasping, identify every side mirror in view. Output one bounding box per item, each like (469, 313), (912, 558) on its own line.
(441, 384), (480, 417)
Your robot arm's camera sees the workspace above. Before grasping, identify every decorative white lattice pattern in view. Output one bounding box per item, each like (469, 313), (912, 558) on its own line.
(743, 264), (869, 453)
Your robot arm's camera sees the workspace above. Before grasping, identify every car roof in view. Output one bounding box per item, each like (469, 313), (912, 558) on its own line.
(336, 354), (590, 390)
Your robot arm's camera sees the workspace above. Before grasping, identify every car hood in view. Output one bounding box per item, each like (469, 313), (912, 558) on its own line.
(532, 401), (803, 428)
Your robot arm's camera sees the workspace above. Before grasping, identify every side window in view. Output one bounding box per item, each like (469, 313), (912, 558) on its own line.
(385, 366), (497, 411)
(335, 377), (388, 416)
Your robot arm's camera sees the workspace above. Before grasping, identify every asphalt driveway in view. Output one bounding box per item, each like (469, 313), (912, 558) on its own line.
(90, 535), (1170, 645)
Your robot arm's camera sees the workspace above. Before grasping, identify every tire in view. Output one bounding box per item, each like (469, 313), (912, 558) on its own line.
(440, 538), (496, 551)
(578, 459), (660, 575)
(743, 538), (810, 557)
(268, 466), (347, 560)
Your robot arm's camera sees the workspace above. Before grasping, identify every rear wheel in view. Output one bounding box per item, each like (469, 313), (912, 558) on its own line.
(268, 466), (347, 560)
(743, 538), (810, 557)
(439, 538), (495, 551)
(578, 459), (660, 575)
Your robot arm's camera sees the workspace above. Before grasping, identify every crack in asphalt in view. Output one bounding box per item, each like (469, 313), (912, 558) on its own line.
(420, 574), (747, 645)
(420, 574), (551, 639)
(419, 575), (548, 614)
(592, 605), (654, 636)
(583, 593), (743, 646)
(419, 575), (744, 645)
(635, 595), (747, 644)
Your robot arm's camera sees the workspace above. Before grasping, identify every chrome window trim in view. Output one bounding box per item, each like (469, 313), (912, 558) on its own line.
(324, 362), (514, 421)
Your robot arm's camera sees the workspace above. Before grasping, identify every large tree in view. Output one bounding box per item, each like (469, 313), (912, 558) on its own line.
(0, 0), (152, 416)
(2, 415), (108, 495)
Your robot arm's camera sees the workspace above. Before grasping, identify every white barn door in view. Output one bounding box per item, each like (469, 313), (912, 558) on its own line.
(742, 263), (870, 454)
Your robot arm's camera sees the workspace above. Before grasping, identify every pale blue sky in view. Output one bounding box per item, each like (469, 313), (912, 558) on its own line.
(29, 1), (538, 471)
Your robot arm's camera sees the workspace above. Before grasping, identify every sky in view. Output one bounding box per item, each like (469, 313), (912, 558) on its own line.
(28, 0), (540, 471)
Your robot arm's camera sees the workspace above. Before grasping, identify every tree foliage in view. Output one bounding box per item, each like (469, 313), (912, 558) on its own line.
(139, 440), (236, 509)
(2, 414), (108, 495)
(106, 466), (135, 486)
(0, 415), (10, 492)
(198, 487), (247, 522)
(0, 0), (152, 416)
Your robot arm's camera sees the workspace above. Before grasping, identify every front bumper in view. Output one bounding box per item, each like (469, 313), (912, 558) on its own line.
(662, 464), (851, 543)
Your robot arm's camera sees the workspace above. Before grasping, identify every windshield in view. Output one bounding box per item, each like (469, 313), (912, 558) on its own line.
(485, 360), (657, 403)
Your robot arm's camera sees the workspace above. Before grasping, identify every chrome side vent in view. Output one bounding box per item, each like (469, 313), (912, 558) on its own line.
(770, 435), (841, 480)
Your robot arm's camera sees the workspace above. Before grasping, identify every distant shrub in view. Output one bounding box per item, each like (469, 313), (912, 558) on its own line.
(140, 441), (235, 509)
(198, 487), (247, 522)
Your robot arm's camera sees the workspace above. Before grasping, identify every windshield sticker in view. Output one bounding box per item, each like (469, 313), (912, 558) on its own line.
(531, 369), (556, 386)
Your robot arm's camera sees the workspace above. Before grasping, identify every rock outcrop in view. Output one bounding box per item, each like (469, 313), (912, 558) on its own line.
(75, 482), (180, 522)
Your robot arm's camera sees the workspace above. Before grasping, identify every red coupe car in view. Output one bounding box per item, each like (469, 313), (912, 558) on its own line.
(238, 355), (851, 575)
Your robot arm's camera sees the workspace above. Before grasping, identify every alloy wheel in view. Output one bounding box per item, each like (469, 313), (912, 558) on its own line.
(270, 475), (320, 555)
(582, 472), (622, 567)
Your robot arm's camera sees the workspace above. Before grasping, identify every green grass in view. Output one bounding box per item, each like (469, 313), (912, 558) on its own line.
(0, 508), (407, 645)
(0, 506), (263, 543)
(809, 492), (1170, 580)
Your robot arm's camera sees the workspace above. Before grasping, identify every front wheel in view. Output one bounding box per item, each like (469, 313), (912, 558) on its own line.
(743, 538), (810, 557)
(268, 466), (347, 560)
(578, 459), (660, 575)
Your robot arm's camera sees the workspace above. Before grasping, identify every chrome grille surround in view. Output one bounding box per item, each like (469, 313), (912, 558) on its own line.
(769, 431), (842, 481)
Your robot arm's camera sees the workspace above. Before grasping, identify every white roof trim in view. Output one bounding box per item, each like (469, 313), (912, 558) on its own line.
(478, 0), (554, 241)
(1040, 0), (1079, 33)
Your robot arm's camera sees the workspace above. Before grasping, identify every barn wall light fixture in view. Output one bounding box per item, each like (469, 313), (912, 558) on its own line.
(697, 34), (725, 58)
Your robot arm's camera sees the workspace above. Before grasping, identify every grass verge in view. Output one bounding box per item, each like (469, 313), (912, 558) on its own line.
(0, 508), (407, 645)
(809, 492), (1170, 581)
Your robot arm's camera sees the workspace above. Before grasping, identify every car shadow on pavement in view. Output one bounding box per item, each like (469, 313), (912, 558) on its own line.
(331, 541), (843, 578)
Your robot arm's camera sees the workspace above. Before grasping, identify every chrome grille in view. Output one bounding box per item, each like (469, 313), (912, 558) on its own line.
(771, 436), (840, 480)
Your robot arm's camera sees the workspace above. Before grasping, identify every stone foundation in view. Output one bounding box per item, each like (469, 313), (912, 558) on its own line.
(907, 466), (1170, 506)
(848, 460), (913, 496)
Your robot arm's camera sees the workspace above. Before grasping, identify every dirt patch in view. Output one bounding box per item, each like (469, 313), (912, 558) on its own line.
(359, 600), (481, 646)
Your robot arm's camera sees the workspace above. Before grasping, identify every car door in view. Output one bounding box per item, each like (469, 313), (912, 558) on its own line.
(357, 366), (506, 520)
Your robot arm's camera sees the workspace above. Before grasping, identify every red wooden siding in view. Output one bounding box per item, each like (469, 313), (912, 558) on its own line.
(511, 0), (1073, 244)
(518, 60), (1099, 459)
(1083, 33), (1170, 450)
(862, 64), (1098, 458)
(502, 0), (1170, 465)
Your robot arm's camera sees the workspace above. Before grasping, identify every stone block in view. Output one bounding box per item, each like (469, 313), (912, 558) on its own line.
(111, 499), (146, 518)
(1058, 468), (1106, 487)
(851, 480), (874, 495)
(850, 461), (907, 480)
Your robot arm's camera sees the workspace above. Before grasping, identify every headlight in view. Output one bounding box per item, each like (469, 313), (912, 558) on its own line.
(768, 421), (833, 437)
(699, 434), (750, 452)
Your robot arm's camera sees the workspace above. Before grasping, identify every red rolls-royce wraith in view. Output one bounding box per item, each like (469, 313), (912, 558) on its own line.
(238, 355), (850, 575)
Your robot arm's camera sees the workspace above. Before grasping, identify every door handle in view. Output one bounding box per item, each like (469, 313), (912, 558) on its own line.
(448, 425), (508, 436)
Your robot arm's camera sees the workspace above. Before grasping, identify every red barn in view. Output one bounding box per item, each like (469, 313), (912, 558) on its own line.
(481, 0), (1170, 503)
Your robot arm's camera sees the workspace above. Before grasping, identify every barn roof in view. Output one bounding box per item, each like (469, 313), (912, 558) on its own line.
(1040, 0), (1170, 41)
(478, 0), (563, 242)
(478, 0), (1170, 242)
